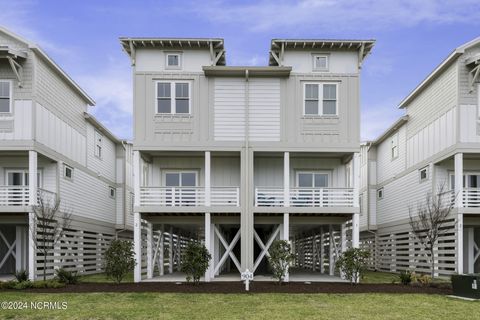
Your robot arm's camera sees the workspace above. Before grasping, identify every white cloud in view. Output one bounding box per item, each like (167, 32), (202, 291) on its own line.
(190, 0), (480, 33)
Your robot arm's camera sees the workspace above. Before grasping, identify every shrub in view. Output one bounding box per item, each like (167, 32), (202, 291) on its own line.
(14, 269), (29, 283)
(104, 239), (136, 284)
(335, 248), (370, 285)
(411, 272), (432, 286)
(181, 242), (211, 285)
(267, 240), (295, 285)
(0, 281), (18, 289)
(399, 270), (412, 285)
(55, 268), (79, 284)
(31, 280), (65, 289)
(12, 280), (33, 290)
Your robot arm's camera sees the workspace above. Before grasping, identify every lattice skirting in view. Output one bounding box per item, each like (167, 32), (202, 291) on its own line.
(360, 219), (458, 276)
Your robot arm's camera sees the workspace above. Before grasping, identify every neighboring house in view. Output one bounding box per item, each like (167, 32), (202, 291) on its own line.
(360, 37), (480, 276)
(0, 27), (133, 280)
(120, 37), (374, 282)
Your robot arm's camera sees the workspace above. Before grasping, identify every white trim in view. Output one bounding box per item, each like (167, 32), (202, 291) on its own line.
(63, 164), (74, 181)
(419, 166), (429, 183)
(155, 80), (192, 115)
(312, 53), (329, 72)
(302, 82), (338, 116)
(109, 186), (116, 199)
(377, 187), (384, 200)
(0, 79), (13, 114)
(94, 129), (103, 160)
(5, 169), (43, 187)
(165, 51), (182, 70)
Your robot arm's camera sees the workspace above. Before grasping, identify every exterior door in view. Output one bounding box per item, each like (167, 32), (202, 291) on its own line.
(296, 171), (330, 206)
(164, 171), (197, 205)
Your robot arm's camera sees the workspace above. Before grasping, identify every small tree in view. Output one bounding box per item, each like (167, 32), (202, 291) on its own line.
(267, 240), (294, 285)
(335, 248), (370, 285)
(181, 242), (211, 285)
(30, 194), (72, 281)
(409, 183), (453, 278)
(104, 240), (136, 284)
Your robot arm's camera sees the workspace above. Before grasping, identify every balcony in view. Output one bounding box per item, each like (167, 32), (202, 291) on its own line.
(139, 187), (240, 207)
(0, 187), (56, 207)
(462, 188), (480, 208)
(255, 187), (355, 207)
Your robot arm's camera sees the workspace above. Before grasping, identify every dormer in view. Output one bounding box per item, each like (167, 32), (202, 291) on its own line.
(269, 39), (375, 74)
(119, 38), (225, 73)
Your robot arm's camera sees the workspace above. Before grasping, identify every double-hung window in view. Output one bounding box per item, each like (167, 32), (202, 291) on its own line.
(304, 83), (337, 116)
(166, 53), (182, 69)
(94, 130), (103, 159)
(313, 54), (329, 71)
(0, 80), (12, 113)
(156, 81), (190, 114)
(391, 133), (399, 160)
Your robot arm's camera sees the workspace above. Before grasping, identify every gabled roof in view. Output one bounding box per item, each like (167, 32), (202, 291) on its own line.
(269, 39), (375, 66)
(398, 36), (480, 109)
(0, 26), (95, 106)
(371, 115), (409, 146)
(119, 37), (226, 66)
(84, 113), (124, 144)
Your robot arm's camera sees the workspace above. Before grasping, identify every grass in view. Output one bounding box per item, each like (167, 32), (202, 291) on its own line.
(0, 292), (477, 319)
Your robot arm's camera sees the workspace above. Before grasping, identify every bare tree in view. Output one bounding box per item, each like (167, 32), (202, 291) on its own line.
(409, 183), (454, 278)
(30, 193), (72, 280)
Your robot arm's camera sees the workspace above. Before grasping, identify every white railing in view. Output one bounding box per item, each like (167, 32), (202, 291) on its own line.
(463, 188), (480, 208)
(37, 188), (57, 205)
(255, 187), (355, 207)
(0, 186), (29, 206)
(139, 187), (239, 207)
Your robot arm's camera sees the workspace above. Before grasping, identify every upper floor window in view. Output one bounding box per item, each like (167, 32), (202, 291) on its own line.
(419, 167), (429, 182)
(156, 81), (190, 114)
(313, 54), (329, 71)
(304, 83), (337, 116)
(94, 130), (103, 159)
(64, 164), (74, 181)
(164, 171), (197, 187)
(377, 188), (384, 200)
(391, 133), (399, 160)
(166, 52), (182, 69)
(0, 80), (12, 113)
(297, 171), (330, 188)
(109, 186), (116, 199)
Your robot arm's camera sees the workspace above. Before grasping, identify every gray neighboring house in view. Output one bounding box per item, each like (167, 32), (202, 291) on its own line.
(120, 37), (375, 282)
(359, 37), (480, 276)
(0, 27), (133, 280)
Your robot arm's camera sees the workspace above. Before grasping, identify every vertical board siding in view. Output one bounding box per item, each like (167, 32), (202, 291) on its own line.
(376, 125), (407, 184)
(214, 78), (246, 141)
(248, 78), (281, 141)
(36, 103), (86, 166)
(0, 100), (32, 140)
(406, 108), (456, 167)
(459, 105), (480, 143)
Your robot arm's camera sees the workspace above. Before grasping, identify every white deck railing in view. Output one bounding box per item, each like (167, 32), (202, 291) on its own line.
(0, 186), (30, 206)
(255, 187), (355, 207)
(0, 186), (57, 206)
(139, 187), (239, 207)
(463, 188), (480, 208)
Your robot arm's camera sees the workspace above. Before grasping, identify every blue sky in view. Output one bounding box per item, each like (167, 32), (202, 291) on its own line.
(1, 0), (479, 140)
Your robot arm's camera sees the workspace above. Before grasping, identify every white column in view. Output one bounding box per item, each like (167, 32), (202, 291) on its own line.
(133, 212), (142, 283)
(341, 223), (347, 252)
(454, 153), (463, 208)
(353, 153), (360, 207)
(352, 213), (360, 248)
(457, 214), (464, 274)
(28, 151), (37, 205)
(283, 213), (290, 282)
(28, 211), (36, 280)
(205, 151), (211, 207)
(454, 153), (464, 275)
(204, 213), (211, 281)
(159, 225), (164, 276)
(320, 230), (325, 273)
(467, 228), (474, 274)
(284, 152), (290, 207)
(169, 227), (174, 274)
(214, 226), (220, 276)
(146, 222), (153, 279)
(329, 225), (335, 276)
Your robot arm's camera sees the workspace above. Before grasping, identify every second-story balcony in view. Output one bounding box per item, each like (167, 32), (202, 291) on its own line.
(0, 186), (57, 208)
(255, 187), (355, 207)
(139, 186), (240, 207)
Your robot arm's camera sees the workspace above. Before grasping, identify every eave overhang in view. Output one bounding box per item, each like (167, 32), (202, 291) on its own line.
(84, 113), (124, 144)
(203, 66), (292, 77)
(371, 116), (409, 146)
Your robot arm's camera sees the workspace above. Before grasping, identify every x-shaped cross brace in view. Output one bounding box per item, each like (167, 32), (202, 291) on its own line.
(213, 226), (241, 275)
(253, 225), (280, 272)
(0, 230), (16, 269)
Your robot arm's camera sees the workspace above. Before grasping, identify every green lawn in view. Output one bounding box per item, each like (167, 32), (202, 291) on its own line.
(0, 292), (476, 319)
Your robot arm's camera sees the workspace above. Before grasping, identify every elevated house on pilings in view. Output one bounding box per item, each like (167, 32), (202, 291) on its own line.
(121, 36), (375, 282)
(0, 27), (133, 280)
(359, 37), (480, 276)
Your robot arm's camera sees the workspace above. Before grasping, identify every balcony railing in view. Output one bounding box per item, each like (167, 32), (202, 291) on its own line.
(0, 187), (57, 207)
(463, 188), (480, 208)
(139, 187), (240, 207)
(255, 187), (355, 207)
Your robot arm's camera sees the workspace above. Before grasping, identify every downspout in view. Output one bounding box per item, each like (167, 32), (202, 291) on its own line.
(116, 140), (128, 239)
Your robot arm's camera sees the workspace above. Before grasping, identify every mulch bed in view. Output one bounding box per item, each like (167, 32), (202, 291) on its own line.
(17, 282), (452, 294)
